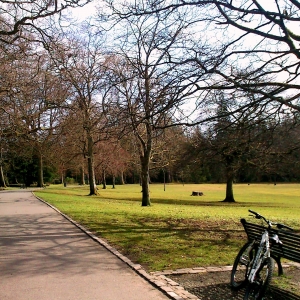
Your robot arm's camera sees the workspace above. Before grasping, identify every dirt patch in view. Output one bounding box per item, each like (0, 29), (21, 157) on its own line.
(168, 266), (300, 300)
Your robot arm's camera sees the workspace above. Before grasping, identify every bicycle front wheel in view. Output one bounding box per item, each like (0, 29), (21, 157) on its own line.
(231, 241), (256, 290)
(244, 257), (274, 300)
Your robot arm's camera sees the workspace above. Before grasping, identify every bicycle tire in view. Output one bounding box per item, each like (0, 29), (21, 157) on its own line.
(244, 256), (275, 300)
(231, 241), (256, 290)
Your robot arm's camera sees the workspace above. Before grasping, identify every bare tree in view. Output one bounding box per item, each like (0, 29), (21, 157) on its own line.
(48, 27), (113, 195)
(105, 5), (200, 205)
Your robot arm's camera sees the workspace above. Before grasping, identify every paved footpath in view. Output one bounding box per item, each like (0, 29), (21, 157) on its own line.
(0, 190), (171, 300)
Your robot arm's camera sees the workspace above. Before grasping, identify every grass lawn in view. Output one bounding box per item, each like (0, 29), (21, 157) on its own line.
(34, 183), (300, 272)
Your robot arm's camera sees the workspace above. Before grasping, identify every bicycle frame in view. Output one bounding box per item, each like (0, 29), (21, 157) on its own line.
(248, 230), (270, 283)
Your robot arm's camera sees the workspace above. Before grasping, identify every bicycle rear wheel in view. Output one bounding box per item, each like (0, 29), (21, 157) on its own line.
(244, 257), (274, 300)
(231, 242), (256, 290)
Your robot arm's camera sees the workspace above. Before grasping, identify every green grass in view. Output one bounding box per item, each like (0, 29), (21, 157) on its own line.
(34, 183), (300, 272)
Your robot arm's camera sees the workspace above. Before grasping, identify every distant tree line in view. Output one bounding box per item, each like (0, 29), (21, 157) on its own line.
(3, 110), (300, 188)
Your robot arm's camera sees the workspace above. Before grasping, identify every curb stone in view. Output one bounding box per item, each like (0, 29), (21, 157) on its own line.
(33, 193), (300, 300)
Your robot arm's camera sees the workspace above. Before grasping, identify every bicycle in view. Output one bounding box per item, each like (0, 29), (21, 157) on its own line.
(230, 210), (293, 300)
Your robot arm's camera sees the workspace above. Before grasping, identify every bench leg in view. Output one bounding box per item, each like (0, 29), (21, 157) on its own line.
(272, 255), (283, 276)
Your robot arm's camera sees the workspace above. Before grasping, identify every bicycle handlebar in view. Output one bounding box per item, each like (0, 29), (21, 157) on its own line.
(248, 209), (293, 231)
(248, 209), (265, 221)
(276, 223), (294, 231)
(248, 209), (261, 218)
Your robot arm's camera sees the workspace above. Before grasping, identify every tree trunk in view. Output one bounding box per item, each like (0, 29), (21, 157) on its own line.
(0, 164), (6, 188)
(168, 170), (172, 183)
(102, 170), (106, 189)
(37, 151), (44, 188)
(112, 174), (116, 189)
(223, 174), (235, 202)
(120, 171), (125, 185)
(87, 134), (98, 195)
(0, 147), (6, 188)
(140, 155), (151, 206)
(79, 165), (85, 185)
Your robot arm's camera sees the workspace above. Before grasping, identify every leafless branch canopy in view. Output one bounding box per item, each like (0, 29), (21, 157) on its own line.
(0, 0), (90, 44)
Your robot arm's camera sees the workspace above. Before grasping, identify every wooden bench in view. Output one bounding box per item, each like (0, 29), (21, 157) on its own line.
(241, 218), (300, 275)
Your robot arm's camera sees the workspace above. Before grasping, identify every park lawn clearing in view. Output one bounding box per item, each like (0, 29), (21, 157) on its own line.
(34, 183), (300, 272)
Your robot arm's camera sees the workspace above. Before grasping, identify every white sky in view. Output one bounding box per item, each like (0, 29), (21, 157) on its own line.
(67, 1), (97, 21)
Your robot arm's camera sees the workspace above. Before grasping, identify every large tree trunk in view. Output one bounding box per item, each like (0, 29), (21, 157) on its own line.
(140, 154), (151, 206)
(37, 151), (44, 188)
(223, 173), (235, 202)
(87, 134), (98, 195)
(222, 156), (236, 202)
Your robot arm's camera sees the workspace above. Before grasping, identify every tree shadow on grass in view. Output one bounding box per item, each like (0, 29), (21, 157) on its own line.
(82, 212), (247, 270)
(106, 195), (283, 208)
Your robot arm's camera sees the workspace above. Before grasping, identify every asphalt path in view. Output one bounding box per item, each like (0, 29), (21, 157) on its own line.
(0, 190), (170, 300)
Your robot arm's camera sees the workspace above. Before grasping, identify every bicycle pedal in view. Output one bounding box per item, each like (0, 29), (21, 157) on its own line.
(240, 255), (249, 264)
